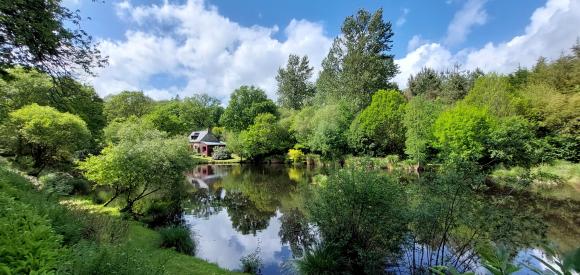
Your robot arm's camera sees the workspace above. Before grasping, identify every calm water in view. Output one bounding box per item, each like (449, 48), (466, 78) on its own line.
(182, 164), (580, 274)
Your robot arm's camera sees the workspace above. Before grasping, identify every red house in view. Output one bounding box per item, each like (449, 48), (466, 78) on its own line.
(189, 129), (226, 157)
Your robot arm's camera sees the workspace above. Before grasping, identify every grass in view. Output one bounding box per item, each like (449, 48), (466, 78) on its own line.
(491, 160), (580, 201)
(192, 154), (242, 164)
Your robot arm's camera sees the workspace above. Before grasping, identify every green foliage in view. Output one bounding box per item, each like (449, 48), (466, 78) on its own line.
(102, 116), (161, 145)
(516, 83), (580, 135)
(212, 146), (231, 160)
(231, 113), (292, 160)
(346, 90), (405, 155)
(434, 104), (495, 163)
(348, 89), (407, 156)
(103, 91), (154, 121)
(240, 249), (262, 275)
(0, 0), (106, 77)
(294, 244), (343, 275)
(220, 86), (278, 132)
(406, 67), (442, 99)
(488, 116), (536, 167)
(479, 244), (521, 275)
(287, 148), (305, 163)
(430, 266), (475, 275)
(79, 135), (192, 214)
(316, 8), (398, 110)
(0, 68), (106, 136)
(159, 225), (196, 255)
(39, 172), (75, 196)
(144, 95), (223, 136)
(463, 74), (518, 117)
(0, 193), (64, 274)
(305, 102), (355, 159)
(9, 104), (91, 174)
(528, 43), (580, 94)
(276, 54), (315, 109)
(307, 167), (408, 273)
(403, 96), (443, 164)
(66, 241), (165, 275)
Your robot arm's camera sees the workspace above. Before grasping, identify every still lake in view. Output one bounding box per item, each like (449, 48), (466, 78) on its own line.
(182, 164), (580, 274)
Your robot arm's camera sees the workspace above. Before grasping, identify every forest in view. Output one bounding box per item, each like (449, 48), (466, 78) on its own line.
(0, 2), (579, 275)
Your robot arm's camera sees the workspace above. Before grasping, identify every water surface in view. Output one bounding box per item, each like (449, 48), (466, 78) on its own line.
(183, 164), (580, 274)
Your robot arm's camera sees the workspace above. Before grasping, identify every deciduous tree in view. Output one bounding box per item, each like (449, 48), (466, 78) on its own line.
(276, 54), (315, 109)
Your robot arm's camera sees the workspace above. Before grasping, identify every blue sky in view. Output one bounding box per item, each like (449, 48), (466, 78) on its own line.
(65, 0), (580, 101)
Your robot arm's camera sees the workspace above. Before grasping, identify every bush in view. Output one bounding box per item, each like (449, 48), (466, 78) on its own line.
(295, 244), (343, 275)
(141, 200), (183, 228)
(212, 146), (231, 160)
(307, 168), (409, 273)
(40, 172), (75, 195)
(0, 193), (65, 273)
(240, 249), (262, 274)
(287, 148), (305, 163)
(159, 225), (196, 255)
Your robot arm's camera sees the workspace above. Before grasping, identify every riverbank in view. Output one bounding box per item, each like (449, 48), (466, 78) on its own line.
(0, 161), (243, 275)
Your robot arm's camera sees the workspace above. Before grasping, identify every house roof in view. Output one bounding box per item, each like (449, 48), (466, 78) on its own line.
(189, 129), (220, 143)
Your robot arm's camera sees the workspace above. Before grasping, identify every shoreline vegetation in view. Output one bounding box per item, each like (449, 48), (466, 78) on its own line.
(0, 159), (244, 275)
(0, 2), (579, 274)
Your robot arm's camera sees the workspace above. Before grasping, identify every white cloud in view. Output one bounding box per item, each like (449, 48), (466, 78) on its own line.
(444, 0), (488, 45)
(396, 8), (410, 27)
(92, 0), (332, 101)
(395, 0), (580, 88)
(407, 35), (429, 52)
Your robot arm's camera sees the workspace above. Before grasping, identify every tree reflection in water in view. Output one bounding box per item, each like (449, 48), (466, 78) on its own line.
(184, 164), (578, 275)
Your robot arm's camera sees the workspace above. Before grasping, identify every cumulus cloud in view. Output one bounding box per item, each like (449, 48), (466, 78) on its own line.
(444, 0), (488, 46)
(91, 0), (332, 101)
(395, 0), (580, 88)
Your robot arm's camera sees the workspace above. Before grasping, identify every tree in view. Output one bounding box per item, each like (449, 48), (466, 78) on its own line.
(348, 90), (407, 156)
(488, 116), (536, 167)
(220, 86), (278, 132)
(79, 135), (192, 214)
(103, 91), (154, 121)
(307, 102), (355, 159)
(406, 67), (442, 99)
(9, 104), (91, 175)
(231, 113), (292, 160)
(0, 0), (107, 77)
(316, 8), (398, 110)
(434, 104), (495, 164)
(463, 74), (517, 117)
(404, 96), (443, 165)
(276, 54), (315, 109)
(439, 66), (483, 103)
(0, 68), (106, 137)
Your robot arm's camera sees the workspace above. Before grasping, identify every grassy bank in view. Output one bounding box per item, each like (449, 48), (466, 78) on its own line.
(491, 160), (580, 202)
(192, 154), (242, 164)
(0, 161), (242, 274)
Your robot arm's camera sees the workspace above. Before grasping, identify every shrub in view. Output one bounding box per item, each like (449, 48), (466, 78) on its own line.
(0, 194), (65, 273)
(212, 146), (231, 160)
(141, 200), (183, 228)
(40, 172), (75, 195)
(295, 244), (343, 275)
(240, 249), (262, 274)
(159, 225), (196, 255)
(287, 148), (305, 163)
(307, 167), (409, 273)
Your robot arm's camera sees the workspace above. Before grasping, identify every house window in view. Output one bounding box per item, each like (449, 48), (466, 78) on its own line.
(191, 133), (200, 140)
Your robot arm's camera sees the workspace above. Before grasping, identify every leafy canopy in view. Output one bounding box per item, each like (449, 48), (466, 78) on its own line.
(103, 91), (154, 121)
(9, 103), (90, 169)
(276, 54), (315, 110)
(348, 89), (407, 156)
(220, 86), (278, 132)
(0, 0), (107, 77)
(316, 8), (398, 110)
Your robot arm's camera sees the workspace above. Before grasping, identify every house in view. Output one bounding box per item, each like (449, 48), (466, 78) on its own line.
(189, 129), (226, 157)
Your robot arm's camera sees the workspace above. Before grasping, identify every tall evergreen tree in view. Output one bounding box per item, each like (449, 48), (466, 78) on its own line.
(316, 8), (398, 110)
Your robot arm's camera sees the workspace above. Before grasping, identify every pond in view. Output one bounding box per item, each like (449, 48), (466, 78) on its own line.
(182, 164), (580, 274)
